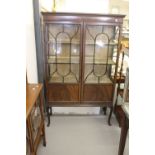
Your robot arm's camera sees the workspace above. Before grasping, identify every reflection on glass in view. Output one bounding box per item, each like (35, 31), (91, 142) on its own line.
(96, 40), (105, 47)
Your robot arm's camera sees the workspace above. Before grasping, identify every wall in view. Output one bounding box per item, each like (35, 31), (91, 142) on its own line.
(41, 0), (109, 13)
(53, 0), (109, 13)
(40, 0), (128, 16)
(40, 0), (53, 11)
(109, 0), (129, 18)
(26, 0), (38, 83)
(109, 0), (129, 29)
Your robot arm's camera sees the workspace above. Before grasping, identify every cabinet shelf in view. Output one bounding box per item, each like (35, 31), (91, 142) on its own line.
(85, 40), (118, 46)
(48, 39), (118, 46)
(49, 39), (80, 44)
(85, 57), (115, 65)
(48, 56), (79, 64)
(47, 56), (115, 65)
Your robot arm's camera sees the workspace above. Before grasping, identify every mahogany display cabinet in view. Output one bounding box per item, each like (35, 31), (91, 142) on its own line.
(41, 12), (125, 126)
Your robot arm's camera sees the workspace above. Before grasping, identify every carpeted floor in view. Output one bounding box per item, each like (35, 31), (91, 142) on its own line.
(37, 114), (129, 155)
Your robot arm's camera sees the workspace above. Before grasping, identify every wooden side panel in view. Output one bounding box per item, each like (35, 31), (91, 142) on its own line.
(47, 84), (79, 102)
(83, 84), (113, 102)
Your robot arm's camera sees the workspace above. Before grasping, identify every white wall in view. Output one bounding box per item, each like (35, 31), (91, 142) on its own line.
(109, 0), (129, 18)
(41, 0), (128, 15)
(26, 0), (38, 83)
(53, 0), (109, 13)
(40, 0), (53, 11)
(41, 0), (109, 13)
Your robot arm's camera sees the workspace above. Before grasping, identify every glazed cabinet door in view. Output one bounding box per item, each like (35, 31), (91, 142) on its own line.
(82, 22), (121, 103)
(44, 22), (82, 103)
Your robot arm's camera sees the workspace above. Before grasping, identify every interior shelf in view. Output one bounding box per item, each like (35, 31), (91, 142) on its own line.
(49, 39), (80, 44)
(48, 56), (79, 64)
(85, 40), (118, 46)
(48, 39), (118, 46)
(85, 57), (115, 65)
(48, 56), (115, 65)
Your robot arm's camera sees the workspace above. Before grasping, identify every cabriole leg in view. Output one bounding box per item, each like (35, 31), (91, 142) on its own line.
(46, 107), (51, 127)
(108, 106), (113, 126)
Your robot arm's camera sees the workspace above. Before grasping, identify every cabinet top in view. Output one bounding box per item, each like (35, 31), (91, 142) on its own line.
(41, 12), (125, 24)
(26, 83), (43, 119)
(41, 12), (125, 18)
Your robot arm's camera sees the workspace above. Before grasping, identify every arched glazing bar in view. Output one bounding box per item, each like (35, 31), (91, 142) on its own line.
(84, 25), (110, 83)
(47, 24), (80, 83)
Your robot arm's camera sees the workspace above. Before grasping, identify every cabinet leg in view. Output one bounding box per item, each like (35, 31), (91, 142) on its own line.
(102, 107), (107, 115)
(42, 127), (46, 147)
(118, 117), (129, 155)
(108, 106), (113, 126)
(114, 98), (118, 113)
(47, 116), (50, 127)
(46, 107), (51, 127)
(49, 107), (52, 116)
(43, 136), (46, 147)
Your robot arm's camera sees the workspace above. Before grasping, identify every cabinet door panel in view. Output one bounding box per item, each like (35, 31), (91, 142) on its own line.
(83, 85), (113, 102)
(47, 84), (79, 102)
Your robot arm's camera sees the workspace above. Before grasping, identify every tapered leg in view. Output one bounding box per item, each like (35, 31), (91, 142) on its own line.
(108, 106), (113, 126)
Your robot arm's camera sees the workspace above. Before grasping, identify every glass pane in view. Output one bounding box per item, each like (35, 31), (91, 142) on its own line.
(84, 25), (118, 84)
(47, 24), (80, 83)
(30, 99), (41, 142)
(95, 34), (108, 66)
